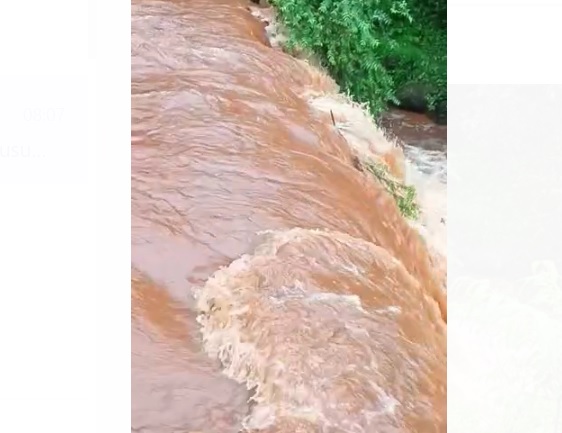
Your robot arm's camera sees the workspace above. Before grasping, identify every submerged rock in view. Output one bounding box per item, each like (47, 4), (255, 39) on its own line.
(395, 82), (447, 125)
(395, 82), (432, 113)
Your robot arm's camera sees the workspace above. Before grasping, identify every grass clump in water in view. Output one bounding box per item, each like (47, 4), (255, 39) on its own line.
(364, 161), (420, 220)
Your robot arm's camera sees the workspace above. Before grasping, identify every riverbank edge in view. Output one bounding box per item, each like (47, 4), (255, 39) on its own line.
(248, 2), (422, 222)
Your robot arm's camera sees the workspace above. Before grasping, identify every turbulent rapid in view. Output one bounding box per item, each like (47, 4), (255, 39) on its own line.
(131, 1), (447, 432)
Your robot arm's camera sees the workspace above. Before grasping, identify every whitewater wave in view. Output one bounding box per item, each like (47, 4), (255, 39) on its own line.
(196, 228), (446, 432)
(249, 4), (447, 269)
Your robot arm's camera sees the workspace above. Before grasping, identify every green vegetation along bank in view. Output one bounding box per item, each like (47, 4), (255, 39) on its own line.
(269, 0), (447, 123)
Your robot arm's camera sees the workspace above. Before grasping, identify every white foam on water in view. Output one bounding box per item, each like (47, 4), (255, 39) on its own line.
(196, 228), (442, 432)
(403, 144), (447, 183)
(305, 90), (448, 265)
(249, 4), (287, 50)
(248, 8), (448, 256)
(404, 158), (447, 255)
(194, 10), (449, 431)
(305, 93), (399, 162)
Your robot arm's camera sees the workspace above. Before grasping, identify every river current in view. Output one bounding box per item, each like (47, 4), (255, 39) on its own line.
(131, 1), (447, 432)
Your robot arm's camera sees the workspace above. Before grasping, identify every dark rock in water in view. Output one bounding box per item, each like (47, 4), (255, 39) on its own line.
(429, 100), (447, 125)
(394, 82), (447, 125)
(395, 82), (432, 113)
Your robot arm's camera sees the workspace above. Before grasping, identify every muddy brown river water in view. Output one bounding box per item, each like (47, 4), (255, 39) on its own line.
(131, 1), (447, 432)
(380, 110), (446, 154)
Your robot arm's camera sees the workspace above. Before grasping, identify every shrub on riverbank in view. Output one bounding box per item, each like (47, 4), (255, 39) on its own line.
(268, 0), (446, 117)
